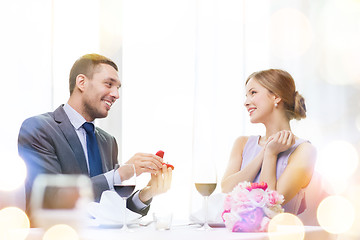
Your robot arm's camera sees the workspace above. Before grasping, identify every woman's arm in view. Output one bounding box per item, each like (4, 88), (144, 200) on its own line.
(221, 136), (265, 193)
(259, 131), (316, 204)
(259, 131), (295, 192)
(276, 142), (316, 204)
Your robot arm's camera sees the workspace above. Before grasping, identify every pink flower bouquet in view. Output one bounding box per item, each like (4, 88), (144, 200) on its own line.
(222, 182), (284, 232)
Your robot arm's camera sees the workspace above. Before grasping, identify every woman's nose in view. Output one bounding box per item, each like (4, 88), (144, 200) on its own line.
(244, 97), (250, 107)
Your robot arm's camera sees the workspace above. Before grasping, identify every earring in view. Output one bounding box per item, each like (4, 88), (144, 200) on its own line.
(275, 103), (278, 107)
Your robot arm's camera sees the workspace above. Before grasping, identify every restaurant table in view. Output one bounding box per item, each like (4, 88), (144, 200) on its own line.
(25, 224), (335, 240)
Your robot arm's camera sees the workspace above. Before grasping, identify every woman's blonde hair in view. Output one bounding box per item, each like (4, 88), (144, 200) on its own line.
(246, 69), (306, 120)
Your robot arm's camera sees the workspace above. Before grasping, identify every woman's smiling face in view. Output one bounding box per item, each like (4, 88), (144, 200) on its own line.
(244, 77), (277, 124)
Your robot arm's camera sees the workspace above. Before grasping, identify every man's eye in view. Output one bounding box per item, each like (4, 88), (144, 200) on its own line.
(106, 82), (112, 87)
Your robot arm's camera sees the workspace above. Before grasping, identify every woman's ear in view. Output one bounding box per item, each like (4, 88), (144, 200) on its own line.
(273, 94), (282, 106)
(275, 97), (281, 105)
(75, 74), (87, 92)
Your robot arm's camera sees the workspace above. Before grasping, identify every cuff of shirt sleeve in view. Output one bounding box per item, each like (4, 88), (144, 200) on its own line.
(133, 190), (152, 209)
(104, 169), (122, 190)
(105, 170), (152, 210)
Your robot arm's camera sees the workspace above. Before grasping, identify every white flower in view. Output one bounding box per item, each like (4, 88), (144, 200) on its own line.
(248, 189), (268, 208)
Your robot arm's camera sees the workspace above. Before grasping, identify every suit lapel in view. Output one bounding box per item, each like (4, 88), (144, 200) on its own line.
(53, 105), (89, 175)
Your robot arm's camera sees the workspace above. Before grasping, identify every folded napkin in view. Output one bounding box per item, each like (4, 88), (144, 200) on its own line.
(87, 190), (142, 225)
(190, 193), (226, 224)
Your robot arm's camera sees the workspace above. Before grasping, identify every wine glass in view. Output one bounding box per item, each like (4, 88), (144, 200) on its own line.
(30, 174), (93, 229)
(113, 164), (136, 231)
(194, 162), (217, 231)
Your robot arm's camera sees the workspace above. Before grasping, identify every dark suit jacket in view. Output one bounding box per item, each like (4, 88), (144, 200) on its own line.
(18, 105), (149, 215)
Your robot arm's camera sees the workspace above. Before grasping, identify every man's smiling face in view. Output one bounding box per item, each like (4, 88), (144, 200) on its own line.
(82, 63), (121, 121)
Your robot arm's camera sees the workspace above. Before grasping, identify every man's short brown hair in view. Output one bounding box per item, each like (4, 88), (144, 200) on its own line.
(69, 54), (118, 95)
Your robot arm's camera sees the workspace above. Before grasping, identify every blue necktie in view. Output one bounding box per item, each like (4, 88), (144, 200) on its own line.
(83, 122), (103, 177)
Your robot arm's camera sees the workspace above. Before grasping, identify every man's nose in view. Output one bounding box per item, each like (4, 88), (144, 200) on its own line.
(111, 87), (120, 99)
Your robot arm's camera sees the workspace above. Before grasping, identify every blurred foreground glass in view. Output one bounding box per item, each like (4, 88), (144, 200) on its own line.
(30, 174), (93, 229)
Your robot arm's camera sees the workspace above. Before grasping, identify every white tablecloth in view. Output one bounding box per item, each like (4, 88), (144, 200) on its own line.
(26, 224), (334, 240)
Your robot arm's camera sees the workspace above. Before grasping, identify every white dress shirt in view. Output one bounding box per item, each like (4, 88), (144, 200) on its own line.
(63, 103), (147, 209)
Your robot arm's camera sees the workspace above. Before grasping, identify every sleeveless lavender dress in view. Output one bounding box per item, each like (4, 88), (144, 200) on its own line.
(241, 135), (307, 215)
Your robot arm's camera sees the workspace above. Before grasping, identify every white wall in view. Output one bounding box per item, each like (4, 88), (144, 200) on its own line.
(1, 0), (359, 224)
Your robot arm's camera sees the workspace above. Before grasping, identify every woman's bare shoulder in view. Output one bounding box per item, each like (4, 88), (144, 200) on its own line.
(234, 136), (250, 145)
(291, 140), (317, 165)
(230, 136), (250, 156)
(297, 141), (316, 154)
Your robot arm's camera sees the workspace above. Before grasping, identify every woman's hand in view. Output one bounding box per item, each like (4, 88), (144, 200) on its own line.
(265, 130), (295, 156)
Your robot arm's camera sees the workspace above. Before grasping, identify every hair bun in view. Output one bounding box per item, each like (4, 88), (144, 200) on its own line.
(293, 91), (306, 120)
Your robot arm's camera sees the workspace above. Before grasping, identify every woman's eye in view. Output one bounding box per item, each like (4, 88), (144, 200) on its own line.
(251, 91), (256, 95)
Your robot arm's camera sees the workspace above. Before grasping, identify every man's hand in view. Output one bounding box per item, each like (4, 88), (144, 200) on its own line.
(139, 164), (172, 203)
(125, 153), (164, 176)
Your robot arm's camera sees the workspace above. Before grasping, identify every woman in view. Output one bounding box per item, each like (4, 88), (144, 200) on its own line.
(221, 69), (316, 215)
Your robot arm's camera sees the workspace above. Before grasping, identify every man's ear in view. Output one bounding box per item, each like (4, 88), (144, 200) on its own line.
(76, 74), (87, 92)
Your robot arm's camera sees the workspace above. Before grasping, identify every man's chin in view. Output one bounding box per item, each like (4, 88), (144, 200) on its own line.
(95, 111), (109, 119)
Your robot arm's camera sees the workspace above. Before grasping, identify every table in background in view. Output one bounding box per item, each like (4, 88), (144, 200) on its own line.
(26, 225), (334, 240)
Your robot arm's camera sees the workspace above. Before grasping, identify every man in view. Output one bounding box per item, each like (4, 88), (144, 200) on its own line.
(18, 53), (172, 216)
